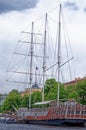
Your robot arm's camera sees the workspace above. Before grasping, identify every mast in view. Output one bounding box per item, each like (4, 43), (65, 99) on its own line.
(57, 4), (61, 105)
(29, 22), (34, 109)
(42, 13), (47, 102)
(35, 67), (38, 84)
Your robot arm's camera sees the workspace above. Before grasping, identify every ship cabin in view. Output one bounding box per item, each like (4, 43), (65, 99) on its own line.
(17, 100), (86, 121)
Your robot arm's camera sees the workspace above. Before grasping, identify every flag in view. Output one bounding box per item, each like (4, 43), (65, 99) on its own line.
(36, 66), (38, 70)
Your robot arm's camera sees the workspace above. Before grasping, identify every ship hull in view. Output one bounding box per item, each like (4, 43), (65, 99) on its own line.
(17, 100), (86, 126)
(25, 119), (65, 125)
(63, 119), (86, 126)
(25, 119), (86, 126)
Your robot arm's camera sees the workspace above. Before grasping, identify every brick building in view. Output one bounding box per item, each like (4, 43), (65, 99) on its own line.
(20, 83), (42, 96)
(63, 77), (86, 88)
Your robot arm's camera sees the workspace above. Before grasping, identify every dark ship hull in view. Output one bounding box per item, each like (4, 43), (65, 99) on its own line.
(25, 118), (86, 126)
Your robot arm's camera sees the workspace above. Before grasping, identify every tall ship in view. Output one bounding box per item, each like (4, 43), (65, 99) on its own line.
(7, 3), (86, 126)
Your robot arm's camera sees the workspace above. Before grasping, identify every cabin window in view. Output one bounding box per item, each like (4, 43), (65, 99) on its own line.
(62, 110), (65, 115)
(71, 110), (74, 114)
(54, 110), (56, 114)
(63, 110), (66, 114)
(61, 111), (63, 114)
(81, 111), (84, 114)
(23, 113), (24, 117)
(56, 111), (58, 115)
(58, 111), (60, 114)
(68, 110), (70, 114)
(35, 113), (37, 116)
(76, 111), (80, 114)
(55, 111), (58, 115)
(58, 110), (61, 114)
(60, 111), (62, 114)
(68, 106), (71, 109)
(68, 110), (74, 114)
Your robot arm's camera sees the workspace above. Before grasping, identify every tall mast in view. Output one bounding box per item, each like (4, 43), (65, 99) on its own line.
(42, 13), (47, 102)
(29, 22), (34, 109)
(57, 4), (61, 105)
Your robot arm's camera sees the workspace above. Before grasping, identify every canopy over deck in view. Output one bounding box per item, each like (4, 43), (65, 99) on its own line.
(34, 101), (53, 105)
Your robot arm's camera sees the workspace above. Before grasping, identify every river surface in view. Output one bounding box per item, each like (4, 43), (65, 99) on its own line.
(0, 124), (86, 130)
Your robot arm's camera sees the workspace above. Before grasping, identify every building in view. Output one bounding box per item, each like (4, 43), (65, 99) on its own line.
(0, 94), (7, 105)
(20, 77), (86, 96)
(20, 83), (42, 97)
(63, 77), (86, 88)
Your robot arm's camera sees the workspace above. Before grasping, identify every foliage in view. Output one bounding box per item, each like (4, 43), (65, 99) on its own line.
(31, 91), (42, 107)
(65, 85), (78, 100)
(1, 78), (86, 113)
(44, 78), (67, 101)
(44, 78), (57, 100)
(21, 94), (29, 108)
(76, 80), (86, 105)
(2, 89), (22, 112)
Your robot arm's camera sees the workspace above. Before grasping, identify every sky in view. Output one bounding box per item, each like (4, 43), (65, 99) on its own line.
(0, 0), (86, 93)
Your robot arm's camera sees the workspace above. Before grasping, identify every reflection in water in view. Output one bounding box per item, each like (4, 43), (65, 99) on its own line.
(0, 124), (86, 130)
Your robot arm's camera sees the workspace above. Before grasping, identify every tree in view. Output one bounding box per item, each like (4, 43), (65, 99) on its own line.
(66, 85), (78, 100)
(76, 80), (86, 105)
(44, 79), (57, 100)
(2, 89), (22, 112)
(31, 91), (42, 107)
(21, 94), (29, 108)
(44, 78), (67, 101)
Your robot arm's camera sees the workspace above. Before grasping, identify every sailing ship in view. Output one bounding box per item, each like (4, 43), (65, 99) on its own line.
(7, 4), (86, 125)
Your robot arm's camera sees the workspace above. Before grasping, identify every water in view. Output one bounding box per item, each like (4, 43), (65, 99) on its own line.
(0, 124), (86, 130)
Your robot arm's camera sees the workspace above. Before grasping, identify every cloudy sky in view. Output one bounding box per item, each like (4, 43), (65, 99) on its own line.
(0, 0), (86, 93)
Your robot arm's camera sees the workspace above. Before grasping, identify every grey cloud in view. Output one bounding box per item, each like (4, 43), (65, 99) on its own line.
(64, 2), (78, 11)
(84, 8), (86, 12)
(0, 0), (38, 13)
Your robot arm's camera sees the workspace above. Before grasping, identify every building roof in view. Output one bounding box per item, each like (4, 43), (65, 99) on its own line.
(64, 77), (86, 87)
(31, 83), (39, 89)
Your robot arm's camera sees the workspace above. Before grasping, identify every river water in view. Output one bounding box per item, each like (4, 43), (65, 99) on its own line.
(0, 124), (86, 130)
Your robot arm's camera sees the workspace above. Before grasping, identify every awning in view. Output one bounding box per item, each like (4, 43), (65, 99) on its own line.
(34, 100), (53, 105)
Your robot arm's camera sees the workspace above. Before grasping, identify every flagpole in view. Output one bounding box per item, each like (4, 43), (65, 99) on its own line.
(35, 67), (38, 84)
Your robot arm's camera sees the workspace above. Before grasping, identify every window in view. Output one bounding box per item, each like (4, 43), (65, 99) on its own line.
(76, 111), (80, 114)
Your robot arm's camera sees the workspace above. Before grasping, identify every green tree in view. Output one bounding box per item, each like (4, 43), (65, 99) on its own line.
(44, 79), (57, 100)
(31, 91), (42, 107)
(76, 80), (86, 105)
(2, 89), (22, 112)
(66, 85), (78, 100)
(44, 78), (67, 101)
(21, 94), (29, 108)
(21, 91), (42, 108)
